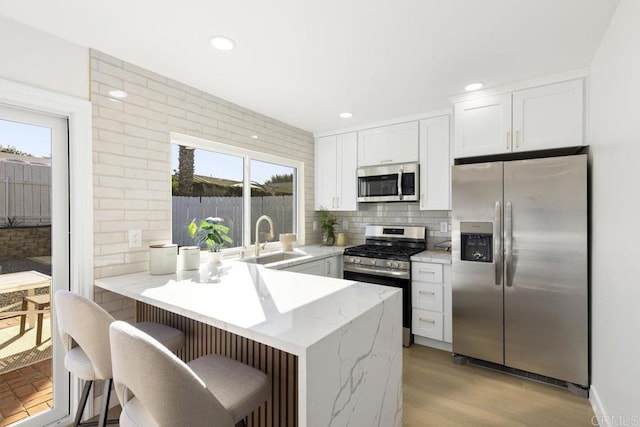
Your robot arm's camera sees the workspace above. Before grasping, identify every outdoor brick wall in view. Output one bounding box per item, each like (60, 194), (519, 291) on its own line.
(0, 226), (51, 263)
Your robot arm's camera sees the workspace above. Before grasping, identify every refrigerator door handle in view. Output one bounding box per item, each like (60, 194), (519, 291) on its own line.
(494, 201), (502, 286)
(505, 201), (513, 287)
(397, 166), (403, 200)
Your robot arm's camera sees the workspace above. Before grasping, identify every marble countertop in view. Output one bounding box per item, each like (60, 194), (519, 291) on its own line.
(411, 250), (452, 264)
(95, 253), (398, 356)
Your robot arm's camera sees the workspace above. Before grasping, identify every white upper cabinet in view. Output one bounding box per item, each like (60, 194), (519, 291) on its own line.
(315, 132), (357, 211)
(454, 94), (511, 158)
(357, 121), (419, 167)
(454, 79), (584, 158)
(419, 115), (451, 210)
(512, 79), (583, 152)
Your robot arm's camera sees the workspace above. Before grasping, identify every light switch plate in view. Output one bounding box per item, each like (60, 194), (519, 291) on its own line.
(440, 222), (448, 233)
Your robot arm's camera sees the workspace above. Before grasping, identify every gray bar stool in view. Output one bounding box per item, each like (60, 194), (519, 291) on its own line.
(109, 320), (270, 427)
(55, 290), (186, 427)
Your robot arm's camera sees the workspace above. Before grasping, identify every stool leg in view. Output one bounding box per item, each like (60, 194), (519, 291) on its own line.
(74, 380), (93, 426)
(19, 299), (28, 335)
(98, 378), (113, 427)
(36, 309), (44, 345)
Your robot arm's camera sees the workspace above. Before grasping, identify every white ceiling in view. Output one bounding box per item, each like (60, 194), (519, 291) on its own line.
(0, 0), (619, 134)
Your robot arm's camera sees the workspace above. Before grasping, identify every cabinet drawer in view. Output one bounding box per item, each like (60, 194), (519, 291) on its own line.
(412, 309), (443, 341)
(412, 282), (443, 312)
(412, 262), (443, 283)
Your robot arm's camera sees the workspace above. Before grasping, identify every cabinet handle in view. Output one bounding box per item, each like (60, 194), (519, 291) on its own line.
(419, 290), (435, 296)
(506, 131), (510, 149)
(326, 259), (331, 275)
(421, 194), (425, 208)
(332, 197), (336, 209)
(336, 197), (340, 208)
(419, 318), (436, 324)
(515, 130), (520, 148)
(380, 159), (393, 163)
(419, 269), (436, 274)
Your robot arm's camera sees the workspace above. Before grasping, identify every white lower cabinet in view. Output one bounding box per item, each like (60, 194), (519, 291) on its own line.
(412, 261), (452, 347)
(412, 309), (444, 341)
(281, 255), (342, 278)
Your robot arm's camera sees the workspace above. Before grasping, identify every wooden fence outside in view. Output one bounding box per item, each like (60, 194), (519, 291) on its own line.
(172, 196), (294, 247)
(0, 161), (51, 227)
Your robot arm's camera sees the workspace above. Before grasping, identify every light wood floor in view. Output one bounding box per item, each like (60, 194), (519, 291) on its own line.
(90, 345), (595, 426)
(403, 345), (595, 426)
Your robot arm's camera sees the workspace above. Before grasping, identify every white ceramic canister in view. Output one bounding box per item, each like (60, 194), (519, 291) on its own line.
(179, 246), (201, 271)
(149, 244), (178, 275)
(279, 233), (297, 251)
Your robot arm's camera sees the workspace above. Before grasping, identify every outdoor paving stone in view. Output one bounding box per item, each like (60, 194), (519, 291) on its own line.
(0, 398), (23, 417)
(31, 378), (50, 391)
(26, 402), (48, 416)
(0, 410), (29, 426)
(23, 390), (51, 408)
(13, 384), (35, 399)
(0, 359), (51, 424)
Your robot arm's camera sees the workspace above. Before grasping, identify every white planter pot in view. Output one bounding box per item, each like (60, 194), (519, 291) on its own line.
(209, 251), (223, 264)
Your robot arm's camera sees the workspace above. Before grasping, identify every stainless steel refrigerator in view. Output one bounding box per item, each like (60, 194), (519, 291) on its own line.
(452, 154), (588, 388)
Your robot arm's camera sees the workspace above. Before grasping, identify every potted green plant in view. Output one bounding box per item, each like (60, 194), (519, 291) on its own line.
(319, 209), (338, 246)
(188, 217), (233, 263)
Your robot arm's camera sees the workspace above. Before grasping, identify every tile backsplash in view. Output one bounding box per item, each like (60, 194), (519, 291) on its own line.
(321, 203), (451, 249)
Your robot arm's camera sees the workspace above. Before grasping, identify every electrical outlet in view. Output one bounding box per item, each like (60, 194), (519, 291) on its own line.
(343, 220), (349, 230)
(440, 222), (448, 233)
(313, 221), (317, 231)
(129, 229), (142, 248)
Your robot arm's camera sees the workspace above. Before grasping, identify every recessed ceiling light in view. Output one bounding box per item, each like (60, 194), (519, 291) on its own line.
(210, 35), (235, 51)
(251, 135), (259, 139)
(464, 82), (484, 92)
(339, 112), (353, 119)
(108, 89), (128, 99)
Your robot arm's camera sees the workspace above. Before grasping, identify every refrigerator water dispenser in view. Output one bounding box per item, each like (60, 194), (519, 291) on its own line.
(460, 222), (493, 263)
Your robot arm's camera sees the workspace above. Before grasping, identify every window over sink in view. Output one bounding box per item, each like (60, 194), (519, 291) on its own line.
(170, 133), (303, 253)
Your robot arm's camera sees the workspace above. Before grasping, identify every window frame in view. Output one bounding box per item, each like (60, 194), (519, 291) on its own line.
(170, 132), (305, 254)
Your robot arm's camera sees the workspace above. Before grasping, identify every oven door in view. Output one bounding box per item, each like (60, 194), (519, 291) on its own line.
(343, 265), (412, 346)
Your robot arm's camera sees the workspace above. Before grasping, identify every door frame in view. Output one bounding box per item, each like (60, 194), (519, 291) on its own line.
(0, 78), (93, 425)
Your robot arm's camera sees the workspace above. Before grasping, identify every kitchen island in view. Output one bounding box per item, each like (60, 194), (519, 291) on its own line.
(95, 259), (402, 427)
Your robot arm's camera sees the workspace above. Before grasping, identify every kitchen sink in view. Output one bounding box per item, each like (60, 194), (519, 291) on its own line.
(241, 251), (308, 265)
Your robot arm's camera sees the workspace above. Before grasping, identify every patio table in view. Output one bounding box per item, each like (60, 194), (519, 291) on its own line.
(0, 270), (52, 329)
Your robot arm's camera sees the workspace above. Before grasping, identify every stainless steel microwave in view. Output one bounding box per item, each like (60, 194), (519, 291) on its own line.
(357, 162), (419, 202)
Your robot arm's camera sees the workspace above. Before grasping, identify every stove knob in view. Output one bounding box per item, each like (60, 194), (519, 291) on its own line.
(385, 260), (392, 267)
(392, 261), (399, 268)
(354, 258), (361, 264)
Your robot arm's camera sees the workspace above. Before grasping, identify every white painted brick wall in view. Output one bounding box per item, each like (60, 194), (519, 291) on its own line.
(91, 49), (315, 315)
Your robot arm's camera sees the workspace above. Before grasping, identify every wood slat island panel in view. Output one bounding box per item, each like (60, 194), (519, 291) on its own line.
(137, 302), (297, 427)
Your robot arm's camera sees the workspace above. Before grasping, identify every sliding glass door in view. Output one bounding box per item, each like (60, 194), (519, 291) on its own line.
(0, 104), (69, 426)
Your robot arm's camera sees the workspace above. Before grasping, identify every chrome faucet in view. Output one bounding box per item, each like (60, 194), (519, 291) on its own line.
(255, 215), (275, 256)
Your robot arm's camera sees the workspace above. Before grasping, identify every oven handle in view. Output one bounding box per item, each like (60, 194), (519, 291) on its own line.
(343, 264), (410, 280)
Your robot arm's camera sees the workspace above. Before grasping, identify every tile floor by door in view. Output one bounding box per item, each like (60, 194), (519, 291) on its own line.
(0, 345), (595, 426)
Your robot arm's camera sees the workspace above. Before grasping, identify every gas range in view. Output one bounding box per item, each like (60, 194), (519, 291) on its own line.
(342, 225), (426, 347)
(343, 225), (426, 277)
